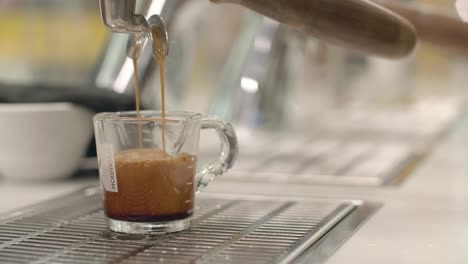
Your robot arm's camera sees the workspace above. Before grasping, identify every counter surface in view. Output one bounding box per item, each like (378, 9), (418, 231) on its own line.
(1, 117), (468, 263)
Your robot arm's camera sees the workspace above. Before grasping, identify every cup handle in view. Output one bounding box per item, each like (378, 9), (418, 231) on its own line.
(196, 117), (238, 192)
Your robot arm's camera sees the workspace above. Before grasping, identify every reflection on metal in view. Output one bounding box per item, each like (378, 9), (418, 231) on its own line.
(113, 57), (134, 94)
(223, 135), (420, 186)
(99, 0), (149, 33)
(0, 187), (378, 263)
(99, 0), (170, 95)
(211, 14), (291, 128)
(214, 100), (461, 187)
(241, 77), (259, 93)
(92, 0), (207, 106)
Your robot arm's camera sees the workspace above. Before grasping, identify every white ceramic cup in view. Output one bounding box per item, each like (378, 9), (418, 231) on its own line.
(0, 103), (94, 181)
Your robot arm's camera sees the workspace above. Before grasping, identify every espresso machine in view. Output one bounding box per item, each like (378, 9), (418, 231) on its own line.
(89, 0), (423, 185)
(95, 0), (417, 113)
(0, 3), (466, 263)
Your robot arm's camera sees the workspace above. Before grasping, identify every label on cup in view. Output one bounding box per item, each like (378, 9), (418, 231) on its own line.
(98, 144), (118, 192)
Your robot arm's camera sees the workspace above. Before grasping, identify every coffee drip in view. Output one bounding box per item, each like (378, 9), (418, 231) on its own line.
(131, 50), (143, 148)
(150, 25), (167, 155)
(130, 18), (168, 153)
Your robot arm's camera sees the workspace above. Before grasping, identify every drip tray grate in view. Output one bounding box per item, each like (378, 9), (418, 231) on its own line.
(0, 188), (377, 263)
(220, 137), (421, 186)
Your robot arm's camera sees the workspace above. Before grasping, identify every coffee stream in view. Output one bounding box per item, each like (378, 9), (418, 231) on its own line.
(131, 27), (167, 153)
(151, 25), (167, 155)
(132, 50), (143, 148)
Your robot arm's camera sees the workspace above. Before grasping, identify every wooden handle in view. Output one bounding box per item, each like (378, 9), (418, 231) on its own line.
(376, 1), (468, 57)
(211, 0), (417, 58)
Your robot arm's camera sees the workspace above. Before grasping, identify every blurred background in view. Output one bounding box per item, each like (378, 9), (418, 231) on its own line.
(0, 0), (106, 85)
(0, 0), (466, 186)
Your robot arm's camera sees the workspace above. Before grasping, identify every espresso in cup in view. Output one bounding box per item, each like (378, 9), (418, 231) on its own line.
(104, 149), (196, 222)
(95, 13), (237, 235)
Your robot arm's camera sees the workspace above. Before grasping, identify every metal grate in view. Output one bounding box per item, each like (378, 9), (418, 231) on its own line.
(222, 137), (420, 186)
(0, 188), (376, 264)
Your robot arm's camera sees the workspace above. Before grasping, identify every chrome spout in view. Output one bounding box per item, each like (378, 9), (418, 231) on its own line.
(92, 0), (201, 105)
(99, 0), (148, 33)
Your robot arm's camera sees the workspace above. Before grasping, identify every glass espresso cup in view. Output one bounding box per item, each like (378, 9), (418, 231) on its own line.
(93, 111), (238, 234)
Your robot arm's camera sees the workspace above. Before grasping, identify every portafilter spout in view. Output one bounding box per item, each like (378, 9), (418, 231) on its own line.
(99, 0), (148, 33)
(99, 0), (169, 58)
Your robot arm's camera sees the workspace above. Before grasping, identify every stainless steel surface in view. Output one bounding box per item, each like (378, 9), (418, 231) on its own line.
(99, 0), (148, 33)
(0, 187), (377, 263)
(211, 14), (291, 127)
(292, 98), (462, 143)
(147, 15), (169, 57)
(212, 99), (462, 187)
(224, 135), (419, 186)
(93, 0), (206, 97)
(99, 0), (170, 97)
